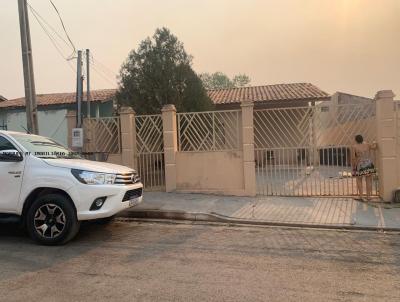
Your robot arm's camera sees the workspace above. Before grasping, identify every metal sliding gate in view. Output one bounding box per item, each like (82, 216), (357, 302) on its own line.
(254, 103), (378, 196)
(135, 114), (165, 191)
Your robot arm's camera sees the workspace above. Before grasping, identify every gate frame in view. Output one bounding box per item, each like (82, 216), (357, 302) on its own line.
(254, 101), (379, 197)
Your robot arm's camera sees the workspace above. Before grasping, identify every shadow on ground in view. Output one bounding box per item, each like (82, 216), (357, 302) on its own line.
(0, 221), (113, 281)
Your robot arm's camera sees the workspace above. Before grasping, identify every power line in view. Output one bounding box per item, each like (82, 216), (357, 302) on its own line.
(29, 1), (115, 89)
(91, 63), (116, 86)
(27, 2), (75, 58)
(90, 56), (117, 82)
(49, 0), (76, 54)
(91, 56), (117, 77)
(88, 54), (116, 84)
(28, 5), (76, 73)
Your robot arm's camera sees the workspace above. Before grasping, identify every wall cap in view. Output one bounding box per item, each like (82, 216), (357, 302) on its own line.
(66, 110), (76, 118)
(240, 101), (254, 108)
(119, 106), (135, 115)
(375, 90), (395, 100)
(162, 104), (177, 112)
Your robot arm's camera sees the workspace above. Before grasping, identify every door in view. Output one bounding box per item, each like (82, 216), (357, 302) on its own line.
(0, 135), (25, 213)
(135, 114), (165, 191)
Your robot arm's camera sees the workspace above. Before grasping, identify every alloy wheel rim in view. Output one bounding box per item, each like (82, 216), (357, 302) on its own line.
(34, 204), (66, 239)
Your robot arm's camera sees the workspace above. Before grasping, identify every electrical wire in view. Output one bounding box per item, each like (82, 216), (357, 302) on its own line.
(91, 63), (116, 86)
(29, 5), (76, 73)
(27, 2), (75, 58)
(91, 56), (117, 77)
(29, 1), (116, 88)
(87, 54), (116, 85)
(90, 56), (117, 82)
(49, 0), (76, 55)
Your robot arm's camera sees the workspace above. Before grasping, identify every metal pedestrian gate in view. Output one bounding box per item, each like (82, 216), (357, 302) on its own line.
(135, 114), (165, 191)
(254, 103), (378, 196)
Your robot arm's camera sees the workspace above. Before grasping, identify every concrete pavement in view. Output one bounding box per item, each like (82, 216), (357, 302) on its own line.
(122, 192), (400, 230)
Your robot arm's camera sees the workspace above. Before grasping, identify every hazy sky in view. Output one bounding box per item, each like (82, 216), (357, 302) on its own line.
(1, 0), (399, 99)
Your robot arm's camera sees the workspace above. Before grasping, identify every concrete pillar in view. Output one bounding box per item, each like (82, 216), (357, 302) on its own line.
(162, 104), (177, 192)
(66, 110), (76, 150)
(119, 107), (136, 169)
(375, 90), (397, 202)
(241, 101), (257, 196)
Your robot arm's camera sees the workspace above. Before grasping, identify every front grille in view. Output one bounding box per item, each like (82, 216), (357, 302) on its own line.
(115, 172), (141, 185)
(122, 188), (143, 202)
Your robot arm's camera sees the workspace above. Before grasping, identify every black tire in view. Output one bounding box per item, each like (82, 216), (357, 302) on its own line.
(26, 193), (80, 245)
(95, 215), (115, 225)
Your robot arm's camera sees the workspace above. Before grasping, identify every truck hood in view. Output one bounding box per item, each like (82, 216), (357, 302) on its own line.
(43, 158), (134, 174)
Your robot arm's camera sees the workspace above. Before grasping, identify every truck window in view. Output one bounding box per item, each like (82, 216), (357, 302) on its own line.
(0, 136), (18, 151)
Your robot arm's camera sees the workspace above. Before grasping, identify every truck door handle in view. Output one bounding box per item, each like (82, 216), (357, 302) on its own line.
(8, 171), (22, 175)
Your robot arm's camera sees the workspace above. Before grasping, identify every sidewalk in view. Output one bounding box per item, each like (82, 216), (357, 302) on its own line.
(121, 192), (400, 231)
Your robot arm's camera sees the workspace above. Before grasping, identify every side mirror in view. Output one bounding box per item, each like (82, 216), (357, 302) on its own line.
(0, 150), (23, 162)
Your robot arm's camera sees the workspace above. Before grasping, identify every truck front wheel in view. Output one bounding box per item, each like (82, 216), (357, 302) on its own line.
(26, 194), (80, 245)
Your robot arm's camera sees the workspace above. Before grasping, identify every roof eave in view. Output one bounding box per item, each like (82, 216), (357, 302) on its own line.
(215, 96), (331, 106)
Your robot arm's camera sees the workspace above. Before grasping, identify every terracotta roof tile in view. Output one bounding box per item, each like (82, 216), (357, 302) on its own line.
(0, 83), (330, 110)
(0, 89), (116, 109)
(208, 83), (330, 104)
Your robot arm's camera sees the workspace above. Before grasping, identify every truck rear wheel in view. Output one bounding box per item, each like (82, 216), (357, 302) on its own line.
(26, 193), (80, 245)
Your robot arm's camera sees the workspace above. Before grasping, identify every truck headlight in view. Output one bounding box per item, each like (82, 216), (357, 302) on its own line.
(71, 169), (117, 185)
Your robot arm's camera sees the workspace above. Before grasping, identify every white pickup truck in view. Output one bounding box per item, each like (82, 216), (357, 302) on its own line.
(0, 130), (143, 245)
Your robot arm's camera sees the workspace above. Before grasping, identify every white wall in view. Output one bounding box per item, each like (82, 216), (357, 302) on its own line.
(6, 109), (68, 146)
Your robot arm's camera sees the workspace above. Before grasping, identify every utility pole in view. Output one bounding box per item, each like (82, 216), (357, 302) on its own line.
(18, 0), (39, 134)
(76, 50), (83, 128)
(86, 49), (91, 118)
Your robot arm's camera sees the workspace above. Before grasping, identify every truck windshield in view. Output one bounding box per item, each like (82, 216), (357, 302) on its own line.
(10, 134), (81, 159)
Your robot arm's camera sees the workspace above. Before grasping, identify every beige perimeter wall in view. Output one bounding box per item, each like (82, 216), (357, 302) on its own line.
(175, 151), (246, 196)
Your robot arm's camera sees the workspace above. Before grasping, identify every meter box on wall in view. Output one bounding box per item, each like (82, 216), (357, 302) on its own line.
(72, 128), (83, 148)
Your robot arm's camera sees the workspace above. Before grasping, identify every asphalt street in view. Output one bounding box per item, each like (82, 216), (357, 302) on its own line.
(0, 220), (400, 301)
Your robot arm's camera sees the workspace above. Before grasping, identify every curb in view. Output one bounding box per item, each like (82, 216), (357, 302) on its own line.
(120, 210), (400, 232)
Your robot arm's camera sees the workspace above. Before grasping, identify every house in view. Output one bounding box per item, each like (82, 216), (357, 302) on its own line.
(330, 91), (374, 106)
(208, 82), (330, 110)
(208, 85), (376, 167)
(207, 83), (331, 167)
(0, 83), (330, 147)
(0, 89), (115, 145)
(316, 91), (376, 149)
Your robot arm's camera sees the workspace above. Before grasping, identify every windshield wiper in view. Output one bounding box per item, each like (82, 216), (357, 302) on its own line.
(57, 156), (81, 159)
(30, 141), (61, 147)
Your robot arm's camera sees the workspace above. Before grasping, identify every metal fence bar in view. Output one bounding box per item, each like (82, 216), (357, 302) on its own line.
(177, 110), (241, 152)
(83, 117), (121, 154)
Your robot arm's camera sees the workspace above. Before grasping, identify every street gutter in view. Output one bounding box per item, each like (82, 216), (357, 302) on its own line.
(119, 209), (400, 232)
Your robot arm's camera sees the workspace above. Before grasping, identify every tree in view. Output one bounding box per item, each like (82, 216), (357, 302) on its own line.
(200, 72), (251, 90)
(232, 74), (251, 88)
(116, 28), (213, 114)
(200, 72), (233, 90)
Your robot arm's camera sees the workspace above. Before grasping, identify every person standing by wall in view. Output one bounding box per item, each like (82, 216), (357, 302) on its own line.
(352, 134), (377, 201)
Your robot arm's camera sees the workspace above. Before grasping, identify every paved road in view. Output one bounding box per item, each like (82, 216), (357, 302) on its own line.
(1, 220), (400, 301)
